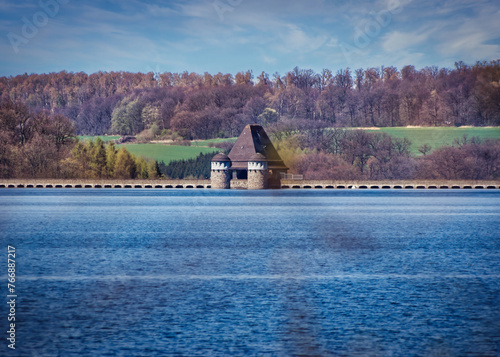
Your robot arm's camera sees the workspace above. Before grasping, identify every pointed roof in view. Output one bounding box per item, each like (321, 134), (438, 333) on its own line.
(211, 153), (231, 162)
(228, 124), (287, 170)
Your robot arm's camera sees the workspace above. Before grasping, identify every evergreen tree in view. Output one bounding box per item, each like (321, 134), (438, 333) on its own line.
(159, 152), (215, 179)
(148, 160), (162, 179)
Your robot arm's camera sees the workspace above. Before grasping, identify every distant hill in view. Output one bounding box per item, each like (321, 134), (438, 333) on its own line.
(1, 61), (499, 141)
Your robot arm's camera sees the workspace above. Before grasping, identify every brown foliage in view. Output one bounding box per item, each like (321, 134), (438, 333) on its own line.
(294, 152), (359, 180)
(0, 99), (75, 178)
(286, 128), (498, 181)
(416, 140), (500, 180)
(2, 61), (500, 141)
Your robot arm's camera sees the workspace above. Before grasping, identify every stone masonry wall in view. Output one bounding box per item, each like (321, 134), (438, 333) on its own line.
(211, 170), (231, 189)
(230, 179), (248, 189)
(247, 170), (268, 189)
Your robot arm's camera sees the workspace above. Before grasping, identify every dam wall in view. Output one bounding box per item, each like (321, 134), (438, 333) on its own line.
(0, 179), (499, 189)
(0, 179), (211, 189)
(280, 179), (500, 189)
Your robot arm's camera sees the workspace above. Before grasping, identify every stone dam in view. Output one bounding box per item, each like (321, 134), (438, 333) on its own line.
(1, 179), (499, 190)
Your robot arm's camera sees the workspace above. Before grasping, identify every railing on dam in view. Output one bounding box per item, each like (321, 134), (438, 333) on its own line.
(280, 180), (500, 190)
(0, 179), (499, 189)
(0, 179), (212, 189)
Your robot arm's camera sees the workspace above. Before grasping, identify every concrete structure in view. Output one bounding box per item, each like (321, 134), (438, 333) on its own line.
(279, 180), (500, 190)
(0, 179), (498, 189)
(0, 179), (211, 189)
(211, 124), (288, 189)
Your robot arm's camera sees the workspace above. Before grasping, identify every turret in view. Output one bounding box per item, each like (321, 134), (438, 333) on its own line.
(247, 153), (268, 189)
(210, 153), (231, 189)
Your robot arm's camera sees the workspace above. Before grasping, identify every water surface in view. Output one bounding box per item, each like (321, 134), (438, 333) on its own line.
(1, 189), (499, 356)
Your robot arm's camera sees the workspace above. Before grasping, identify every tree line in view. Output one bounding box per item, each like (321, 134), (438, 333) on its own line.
(158, 152), (215, 179)
(0, 98), (161, 179)
(273, 128), (500, 181)
(64, 139), (162, 180)
(1, 93), (498, 181)
(1, 60), (499, 141)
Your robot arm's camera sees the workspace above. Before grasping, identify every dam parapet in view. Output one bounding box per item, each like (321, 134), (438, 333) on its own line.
(1, 179), (498, 189)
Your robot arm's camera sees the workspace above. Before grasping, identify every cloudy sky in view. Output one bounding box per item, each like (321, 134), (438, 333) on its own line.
(1, 0), (499, 76)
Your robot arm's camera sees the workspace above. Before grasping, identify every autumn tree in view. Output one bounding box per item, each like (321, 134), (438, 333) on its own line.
(114, 147), (137, 179)
(0, 98), (75, 178)
(106, 142), (118, 177)
(90, 138), (107, 178)
(2, 61), (500, 141)
(294, 152), (358, 180)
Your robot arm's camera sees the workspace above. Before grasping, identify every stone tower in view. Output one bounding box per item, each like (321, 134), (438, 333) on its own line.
(210, 124), (288, 189)
(210, 153), (231, 189)
(247, 153), (268, 189)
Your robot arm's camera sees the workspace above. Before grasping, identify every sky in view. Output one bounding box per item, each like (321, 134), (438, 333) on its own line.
(0, 0), (499, 77)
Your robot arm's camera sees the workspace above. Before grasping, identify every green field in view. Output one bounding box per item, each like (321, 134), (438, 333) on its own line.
(116, 143), (220, 164)
(363, 127), (500, 155)
(78, 135), (121, 142)
(78, 136), (223, 163)
(191, 137), (237, 147)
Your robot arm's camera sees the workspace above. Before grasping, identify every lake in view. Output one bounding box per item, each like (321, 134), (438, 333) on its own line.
(1, 189), (499, 356)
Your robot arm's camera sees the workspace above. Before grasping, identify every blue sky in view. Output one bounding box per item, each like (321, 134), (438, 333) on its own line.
(1, 0), (499, 76)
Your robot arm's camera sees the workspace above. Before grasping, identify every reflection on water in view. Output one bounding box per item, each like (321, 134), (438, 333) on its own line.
(1, 189), (499, 356)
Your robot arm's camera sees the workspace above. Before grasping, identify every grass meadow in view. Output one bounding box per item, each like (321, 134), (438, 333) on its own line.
(363, 127), (500, 155)
(191, 138), (237, 147)
(78, 136), (224, 163)
(78, 135), (121, 142)
(115, 144), (220, 164)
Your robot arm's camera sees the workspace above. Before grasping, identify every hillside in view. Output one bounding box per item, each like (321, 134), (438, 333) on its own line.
(2, 61), (500, 143)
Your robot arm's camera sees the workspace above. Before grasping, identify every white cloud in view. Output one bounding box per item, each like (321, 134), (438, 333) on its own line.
(276, 24), (328, 53)
(178, 2), (215, 19)
(382, 29), (432, 52)
(144, 3), (179, 17)
(0, 0), (37, 12)
(262, 55), (277, 64)
(435, 5), (500, 60)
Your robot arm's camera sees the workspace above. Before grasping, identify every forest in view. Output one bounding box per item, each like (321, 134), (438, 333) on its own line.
(1, 60), (499, 140)
(0, 61), (499, 181)
(0, 99), (161, 179)
(158, 152), (215, 180)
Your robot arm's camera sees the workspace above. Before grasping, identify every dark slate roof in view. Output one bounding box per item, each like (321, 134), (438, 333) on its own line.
(228, 124), (288, 170)
(211, 153), (231, 162)
(249, 153), (267, 161)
